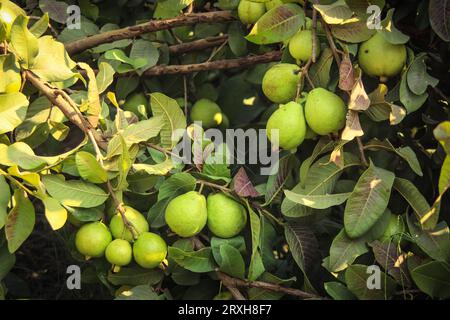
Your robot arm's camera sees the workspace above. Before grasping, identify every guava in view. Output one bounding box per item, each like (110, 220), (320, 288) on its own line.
(109, 206), (149, 242)
(358, 33), (407, 79)
(207, 193), (247, 238)
(105, 239), (133, 267)
(262, 63), (301, 103)
(238, 0), (266, 24)
(305, 88), (347, 135)
(133, 232), (167, 269)
(0, 0), (25, 41)
(122, 92), (148, 116)
(75, 222), (112, 258)
(265, 0), (283, 10)
(266, 101), (306, 150)
(289, 30), (320, 63)
(165, 191), (208, 238)
(190, 98), (223, 129)
(378, 213), (406, 245)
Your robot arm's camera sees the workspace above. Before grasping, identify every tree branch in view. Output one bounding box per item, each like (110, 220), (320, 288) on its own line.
(121, 51), (282, 76)
(65, 11), (234, 55)
(169, 35), (228, 55)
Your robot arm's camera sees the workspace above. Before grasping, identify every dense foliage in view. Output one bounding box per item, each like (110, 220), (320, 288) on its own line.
(0, 0), (449, 300)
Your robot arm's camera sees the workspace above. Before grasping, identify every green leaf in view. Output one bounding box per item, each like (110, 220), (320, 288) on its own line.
(285, 190), (351, 209)
(246, 4), (305, 45)
(439, 156), (450, 194)
(7, 142), (47, 171)
(66, 206), (103, 222)
(42, 196), (68, 231)
(393, 178), (434, 230)
(248, 273), (296, 300)
(429, 0), (450, 42)
(400, 72), (428, 114)
(39, 0), (69, 24)
(158, 173), (196, 201)
(31, 36), (76, 82)
(96, 62), (115, 94)
(407, 217), (450, 262)
(154, 0), (194, 18)
(150, 93), (186, 149)
(130, 40), (159, 75)
(344, 162), (395, 238)
(115, 285), (164, 300)
(228, 21), (247, 57)
(314, 0), (353, 24)
(378, 9), (410, 44)
(42, 175), (108, 208)
(247, 202), (265, 281)
(331, 19), (375, 43)
(345, 264), (397, 300)
(217, 244), (245, 279)
(326, 229), (368, 273)
(0, 92), (29, 135)
(10, 15), (39, 68)
(30, 12), (49, 38)
(75, 151), (108, 184)
(108, 267), (164, 286)
(309, 48), (334, 89)
(168, 247), (216, 273)
(410, 261), (450, 299)
(122, 117), (164, 145)
(0, 244), (15, 281)
(0, 175), (10, 230)
(406, 53), (439, 95)
(132, 158), (174, 176)
(0, 54), (21, 94)
(434, 121), (450, 154)
(324, 282), (357, 300)
(5, 190), (35, 253)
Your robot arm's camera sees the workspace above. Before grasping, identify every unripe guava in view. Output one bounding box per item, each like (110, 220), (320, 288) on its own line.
(123, 93), (148, 116)
(105, 239), (133, 267)
(207, 193), (247, 238)
(133, 232), (167, 269)
(0, 0), (25, 41)
(109, 206), (149, 242)
(289, 30), (320, 63)
(165, 191), (208, 238)
(378, 213), (406, 245)
(262, 64), (301, 103)
(305, 88), (347, 135)
(265, 0), (283, 10)
(172, 26), (195, 42)
(266, 101), (306, 150)
(75, 222), (112, 258)
(190, 99), (224, 129)
(358, 33), (407, 78)
(238, 0), (266, 24)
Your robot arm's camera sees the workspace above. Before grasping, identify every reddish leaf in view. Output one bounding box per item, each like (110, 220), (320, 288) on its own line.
(339, 53), (355, 91)
(232, 167), (260, 198)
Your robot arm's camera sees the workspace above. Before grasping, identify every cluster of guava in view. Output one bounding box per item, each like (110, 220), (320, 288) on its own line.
(74, 192), (247, 270)
(236, 2), (408, 151)
(75, 207), (167, 270)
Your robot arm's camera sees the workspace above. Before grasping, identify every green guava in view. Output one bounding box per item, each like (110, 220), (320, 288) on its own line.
(75, 222), (112, 258)
(289, 30), (320, 63)
(207, 193), (247, 238)
(266, 101), (306, 150)
(262, 63), (301, 103)
(109, 206), (149, 242)
(190, 99), (224, 129)
(265, 0), (283, 10)
(122, 93), (148, 116)
(358, 33), (407, 78)
(165, 191), (208, 238)
(133, 232), (167, 269)
(305, 88), (347, 135)
(105, 239), (133, 267)
(238, 0), (266, 24)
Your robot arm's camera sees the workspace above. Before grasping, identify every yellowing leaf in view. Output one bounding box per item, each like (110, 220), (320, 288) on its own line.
(78, 62), (101, 128)
(42, 196), (67, 230)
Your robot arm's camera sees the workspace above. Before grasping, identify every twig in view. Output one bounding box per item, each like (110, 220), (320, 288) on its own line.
(168, 35), (228, 55)
(196, 180), (231, 193)
(322, 19), (341, 66)
(216, 271), (323, 300)
(123, 51), (282, 76)
(65, 11), (234, 55)
(357, 137), (369, 167)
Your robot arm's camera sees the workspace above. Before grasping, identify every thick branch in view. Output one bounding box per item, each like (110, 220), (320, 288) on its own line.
(169, 35), (228, 55)
(216, 271), (323, 300)
(65, 11), (234, 55)
(121, 51), (282, 76)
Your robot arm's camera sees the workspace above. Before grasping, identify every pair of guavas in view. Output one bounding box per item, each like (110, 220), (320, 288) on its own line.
(165, 191), (247, 239)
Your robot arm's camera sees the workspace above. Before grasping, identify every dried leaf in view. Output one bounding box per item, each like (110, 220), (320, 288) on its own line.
(342, 110), (364, 141)
(349, 78), (370, 111)
(339, 53), (355, 91)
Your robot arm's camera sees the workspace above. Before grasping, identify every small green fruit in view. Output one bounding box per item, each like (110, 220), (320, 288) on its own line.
(133, 232), (167, 269)
(165, 191), (208, 238)
(172, 26), (196, 42)
(238, 0), (266, 24)
(262, 64), (301, 103)
(305, 88), (347, 135)
(75, 222), (112, 258)
(109, 206), (149, 242)
(379, 214), (406, 245)
(266, 101), (306, 150)
(207, 193), (247, 238)
(358, 33), (407, 78)
(105, 239), (133, 266)
(265, 0), (283, 10)
(289, 30), (320, 63)
(122, 93), (148, 116)
(190, 99), (224, 129)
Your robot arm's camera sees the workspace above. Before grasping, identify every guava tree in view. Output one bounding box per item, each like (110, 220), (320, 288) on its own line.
(0, 0), (449, 300)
